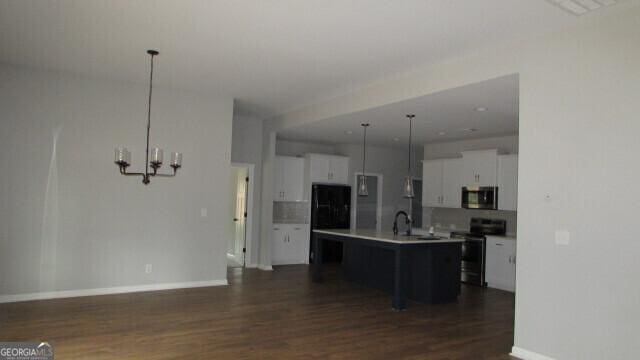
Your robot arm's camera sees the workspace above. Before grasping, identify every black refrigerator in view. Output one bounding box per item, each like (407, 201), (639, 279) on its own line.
(309, 184), (351, 263)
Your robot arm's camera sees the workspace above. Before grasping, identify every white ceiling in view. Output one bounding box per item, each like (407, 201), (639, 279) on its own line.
(0, 1), (629, 118)
(278, 75), (519, 148)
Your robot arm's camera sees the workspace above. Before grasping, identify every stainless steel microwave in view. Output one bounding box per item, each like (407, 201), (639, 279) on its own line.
(461, 186), (498, 210)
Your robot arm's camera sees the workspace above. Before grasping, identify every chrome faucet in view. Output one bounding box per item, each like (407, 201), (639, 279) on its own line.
(393, 210), (412, 236)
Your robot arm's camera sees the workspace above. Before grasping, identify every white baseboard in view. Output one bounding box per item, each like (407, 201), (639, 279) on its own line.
(511, 346), (556, 360)
(0, 279), (229, 304)
(258, 265), (273, 271)
(244, 263), (258, 268)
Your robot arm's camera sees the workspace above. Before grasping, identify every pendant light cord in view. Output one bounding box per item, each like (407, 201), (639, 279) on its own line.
(362, 124), (367, 176)
(145, 52), (155, 178)
(407, 115), (414, 174)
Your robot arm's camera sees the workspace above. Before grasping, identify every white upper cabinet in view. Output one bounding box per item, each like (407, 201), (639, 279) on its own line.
(308, 155), (330, 183)
(328, 156), (349, 184)
(422, 160), (443, 207)
(497, 154), (518, 211)
(422, 158), (462, 208)
(461, 150), (498, 186)
(274, 156), (305, 202)
(441, 158), (463, 208)
(306, 154), (349, 185)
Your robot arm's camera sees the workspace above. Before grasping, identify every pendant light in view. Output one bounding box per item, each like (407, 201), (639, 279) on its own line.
(402, 114), (415, 198)
(114, 50), (182, 185)
(358, 123), (370, 196)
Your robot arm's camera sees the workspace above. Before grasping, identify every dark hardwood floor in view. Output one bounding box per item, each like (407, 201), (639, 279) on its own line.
(0, 265), (516, 359)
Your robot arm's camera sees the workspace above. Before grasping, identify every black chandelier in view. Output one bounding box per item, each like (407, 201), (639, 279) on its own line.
(114, 50), (182, 185)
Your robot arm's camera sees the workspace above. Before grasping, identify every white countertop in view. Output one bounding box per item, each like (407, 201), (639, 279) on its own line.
(485, 234), (517, 241)
(313, 229), (465, 245)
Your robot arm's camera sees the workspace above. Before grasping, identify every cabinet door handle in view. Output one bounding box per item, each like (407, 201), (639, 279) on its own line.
(495, 243), (503, 246)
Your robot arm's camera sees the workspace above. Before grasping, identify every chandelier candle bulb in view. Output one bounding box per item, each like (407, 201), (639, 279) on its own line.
(124, 148), (131, 165)
(171, 152), (182, 168)
(151, 148), (163, 165)
(115, 148), (125, 164)
(115, 147), (130, 165)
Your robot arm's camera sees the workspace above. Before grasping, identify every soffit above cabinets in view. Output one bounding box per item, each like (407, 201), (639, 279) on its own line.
(277, 75), (519, 149)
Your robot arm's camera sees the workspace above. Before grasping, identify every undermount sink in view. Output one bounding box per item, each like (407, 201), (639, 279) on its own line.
(417, 236), (444, 241)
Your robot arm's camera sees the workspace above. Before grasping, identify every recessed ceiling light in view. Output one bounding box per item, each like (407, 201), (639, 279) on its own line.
(393, 137), (401, 142)
(345, 130), (353, 135)
(438, 131), (447, 136)
(475, 107), (487, 112)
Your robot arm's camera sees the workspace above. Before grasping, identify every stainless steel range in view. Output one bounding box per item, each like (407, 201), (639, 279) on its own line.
(451, 218), (506, 286)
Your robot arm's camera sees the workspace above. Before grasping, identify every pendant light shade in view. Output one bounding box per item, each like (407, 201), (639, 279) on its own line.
(358, 123), (370, 196)
(403, 114), (415, 198)
(403, 175), (415, 199)
(358, 175), (369, 197)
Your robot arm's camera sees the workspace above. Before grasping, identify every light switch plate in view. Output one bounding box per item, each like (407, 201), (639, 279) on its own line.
(200, 208), (208, 217)
(555, 230), (571, 245)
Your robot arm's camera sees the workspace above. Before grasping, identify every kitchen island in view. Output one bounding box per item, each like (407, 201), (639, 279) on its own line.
(312, 229), (464, 310)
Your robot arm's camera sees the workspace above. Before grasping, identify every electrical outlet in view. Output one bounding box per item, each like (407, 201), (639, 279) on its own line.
(145, 264), (153, 274)
(200, 208), (208, 217)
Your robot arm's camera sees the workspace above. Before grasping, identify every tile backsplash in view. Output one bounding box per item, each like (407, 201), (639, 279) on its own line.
(423, 207), (517, 236)
(273, 202), (309, 224)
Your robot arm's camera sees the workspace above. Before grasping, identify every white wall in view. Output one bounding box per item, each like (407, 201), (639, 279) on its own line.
(231, 115), (263, 267)
(423, 135), (518, 160)
(334, 144), (422, 230)
(264, 6), (640, 359)
(0, 65), (234, 299)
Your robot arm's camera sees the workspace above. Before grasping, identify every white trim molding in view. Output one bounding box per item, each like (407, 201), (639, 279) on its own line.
(0, 279), (229, 304)
(258, 265), (273, 271)
(511, 346), (556, 360)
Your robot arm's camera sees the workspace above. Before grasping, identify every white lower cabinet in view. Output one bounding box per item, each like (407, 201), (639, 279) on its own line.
(485, 236), (516, 292)
(272, 224), (308, 265)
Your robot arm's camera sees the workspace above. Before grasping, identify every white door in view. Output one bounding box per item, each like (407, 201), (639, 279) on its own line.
(283, 157), (305, 201)
(422, 160), (443, 207)
(441, 158), (462, 208)
(273, 157), (285, 201)
(329, 156), (349, 184)
(229, 166), (248, 267)
(497, 154), (518, 211)
(309, 155), (330, 183)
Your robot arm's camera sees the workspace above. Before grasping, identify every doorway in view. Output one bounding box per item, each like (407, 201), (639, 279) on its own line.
(352, 173), (383, 232)
(228, 163), (254, 268)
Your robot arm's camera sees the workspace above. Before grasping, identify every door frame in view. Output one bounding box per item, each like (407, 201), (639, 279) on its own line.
(351, 172), (383, 232)
(230, 162), (255, 267)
